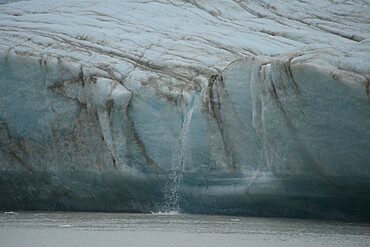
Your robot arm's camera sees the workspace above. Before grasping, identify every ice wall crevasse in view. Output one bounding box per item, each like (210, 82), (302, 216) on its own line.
(220, 50), (370, 180)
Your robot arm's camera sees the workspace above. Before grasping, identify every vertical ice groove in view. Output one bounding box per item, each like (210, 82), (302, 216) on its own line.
(163, 90), (201, 213)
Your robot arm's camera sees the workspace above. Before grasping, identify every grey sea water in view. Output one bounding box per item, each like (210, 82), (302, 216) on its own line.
(0, 212), (369, 247)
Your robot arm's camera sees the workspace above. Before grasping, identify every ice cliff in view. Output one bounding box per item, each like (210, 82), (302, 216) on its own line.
(0, 0), (369, 220)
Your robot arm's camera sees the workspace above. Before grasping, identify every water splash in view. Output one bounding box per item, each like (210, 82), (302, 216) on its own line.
(162, 91), (201, 213)
(150, 211), (180, 215)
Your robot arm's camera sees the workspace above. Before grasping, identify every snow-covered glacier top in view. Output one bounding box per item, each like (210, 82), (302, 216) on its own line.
(0, 0), (369, 220)
(0, 0), (369, 94)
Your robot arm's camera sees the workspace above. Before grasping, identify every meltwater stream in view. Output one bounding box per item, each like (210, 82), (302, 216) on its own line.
(162, 91), (201, 213)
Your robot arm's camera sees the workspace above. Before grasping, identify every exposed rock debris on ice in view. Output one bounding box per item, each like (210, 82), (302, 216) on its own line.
(0, 0), (369, 220)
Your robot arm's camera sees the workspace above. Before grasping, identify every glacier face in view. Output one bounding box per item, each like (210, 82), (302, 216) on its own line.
(0, 0), (369, 220)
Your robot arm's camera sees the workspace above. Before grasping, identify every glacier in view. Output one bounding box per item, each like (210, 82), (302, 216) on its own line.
(0, 0), (369, 220)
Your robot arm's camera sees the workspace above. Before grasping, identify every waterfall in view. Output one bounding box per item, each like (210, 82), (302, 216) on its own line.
(162, 90), (201, 213)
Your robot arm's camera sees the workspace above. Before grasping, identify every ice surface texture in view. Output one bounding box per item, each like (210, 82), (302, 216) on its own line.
(0, 0), (369, 220)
